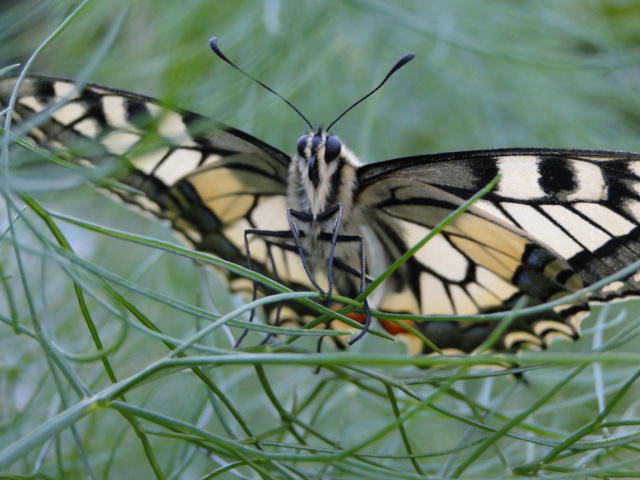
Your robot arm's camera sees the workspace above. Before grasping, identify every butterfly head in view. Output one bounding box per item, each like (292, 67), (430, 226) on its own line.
(292, 128), (361, 217)
(296, 128), (342, 187)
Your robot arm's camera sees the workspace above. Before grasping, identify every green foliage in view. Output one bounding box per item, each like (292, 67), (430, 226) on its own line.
(2, 1), (640, 478)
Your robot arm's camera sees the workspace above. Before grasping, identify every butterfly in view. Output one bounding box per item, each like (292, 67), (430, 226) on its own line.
(2, 38), (640, 356)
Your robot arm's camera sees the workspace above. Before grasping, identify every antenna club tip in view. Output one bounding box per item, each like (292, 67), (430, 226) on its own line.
(209, 37), (219, 50)
(402, 52), (416, 63)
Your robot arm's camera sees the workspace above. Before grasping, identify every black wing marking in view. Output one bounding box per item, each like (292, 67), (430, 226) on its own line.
(0, 76), (365, 328)
(355, 175), (587, 353)
(357, 150), (640, 353)
(0, 76), (303, 284)
(359, 149), (640, 292)
(5, 76), (639, 355)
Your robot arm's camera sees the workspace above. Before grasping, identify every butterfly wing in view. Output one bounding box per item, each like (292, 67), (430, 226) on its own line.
(5, 75), (639, 355)
(357, 150), (640, 353)
(0, 76), (311, 293)
(361, 149), (640, 292)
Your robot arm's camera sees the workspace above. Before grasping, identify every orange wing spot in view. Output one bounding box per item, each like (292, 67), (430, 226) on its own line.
(330, 308), (422, 353)
(379, 317), (424, 355)
(342, 311), (368, 325)
(345, 313), (415, 335)
(378, 318), (416, 336)
(340, 310), (416, 337)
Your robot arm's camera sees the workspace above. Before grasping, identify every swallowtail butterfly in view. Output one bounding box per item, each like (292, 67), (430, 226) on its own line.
(3, 39), (640, 355)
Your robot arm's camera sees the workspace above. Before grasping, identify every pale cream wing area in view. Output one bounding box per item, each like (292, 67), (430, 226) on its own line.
(358, 149), (640, 301)
(4, 75), (640, 355)
(0, 76), (363, 301)
(0, 76), (307, 284)
(356, 177), (591, 353)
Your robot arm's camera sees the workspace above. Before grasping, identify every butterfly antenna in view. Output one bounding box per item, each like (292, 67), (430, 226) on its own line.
(210, 37), (313, 130)
(327, 53), (415, 131)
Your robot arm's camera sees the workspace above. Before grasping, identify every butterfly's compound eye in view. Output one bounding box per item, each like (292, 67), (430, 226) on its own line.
(297, 135), (309, 157)
(324, 135), (342, 161)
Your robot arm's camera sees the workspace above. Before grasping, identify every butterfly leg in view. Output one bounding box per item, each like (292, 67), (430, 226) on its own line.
(324, 204), (344, 300)
(242, 216), (372, 346)
(234, 229), (294, 348)
(287, 204), (345, 298)
(232, 231), (261, 348)
(286, 208), (330, 295)
(320, 232), (372, 345)
(288, 204), (373, 344)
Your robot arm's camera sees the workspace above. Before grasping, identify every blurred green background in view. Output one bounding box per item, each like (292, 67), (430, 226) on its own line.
(5, 0), (640, 157)
(2, 1), (640, 478)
